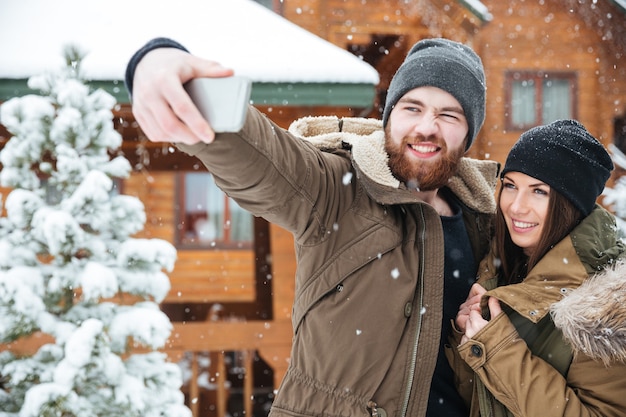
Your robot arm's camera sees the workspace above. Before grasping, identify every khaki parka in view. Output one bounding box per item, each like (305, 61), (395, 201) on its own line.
(447, 205), (626, 417)
(178, 107), (499, 417)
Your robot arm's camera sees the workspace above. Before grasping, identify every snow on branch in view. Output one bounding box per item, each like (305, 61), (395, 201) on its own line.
(0, 44), (189, 417)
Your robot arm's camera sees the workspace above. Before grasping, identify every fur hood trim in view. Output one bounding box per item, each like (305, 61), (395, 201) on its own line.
(551, 260), (626, 365)
(288, 116), (498, 213)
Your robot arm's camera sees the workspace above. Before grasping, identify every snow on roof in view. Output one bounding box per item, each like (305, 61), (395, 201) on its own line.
(0, 0), (380, 85)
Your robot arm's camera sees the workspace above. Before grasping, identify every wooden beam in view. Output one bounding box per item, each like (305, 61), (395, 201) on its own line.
(166, 320), (292, 352)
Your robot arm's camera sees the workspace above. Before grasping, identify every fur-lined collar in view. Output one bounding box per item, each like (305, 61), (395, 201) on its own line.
(288, 115), (498, 213)
(551, 259), (626, 365)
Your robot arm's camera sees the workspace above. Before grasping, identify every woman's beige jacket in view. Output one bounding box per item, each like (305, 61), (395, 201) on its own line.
(448, 206), (626, 417)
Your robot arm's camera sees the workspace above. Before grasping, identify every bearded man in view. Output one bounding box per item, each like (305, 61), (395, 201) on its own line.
(125, 37), (498, 417)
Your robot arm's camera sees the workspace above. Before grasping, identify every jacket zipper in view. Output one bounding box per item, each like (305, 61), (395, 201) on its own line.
(400, 206), (427, 417)
(477, 379), (495, 417)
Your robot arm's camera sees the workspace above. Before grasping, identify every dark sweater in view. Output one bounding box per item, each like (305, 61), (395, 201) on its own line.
(427, 193), (475, 417)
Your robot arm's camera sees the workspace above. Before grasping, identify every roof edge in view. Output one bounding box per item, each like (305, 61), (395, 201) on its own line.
(0, 79), (377, 108)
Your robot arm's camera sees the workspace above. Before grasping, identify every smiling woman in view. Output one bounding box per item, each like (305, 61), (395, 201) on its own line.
(495, 119), (614, 281)
(448, 119), (626, 417)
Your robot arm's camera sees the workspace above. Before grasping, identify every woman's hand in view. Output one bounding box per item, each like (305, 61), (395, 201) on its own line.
(131, 48), (235, 145)
(456, 283), (487, 333)
(460, 296), (503, 345)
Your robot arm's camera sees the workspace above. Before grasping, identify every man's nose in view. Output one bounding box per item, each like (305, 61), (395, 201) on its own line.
(412, 115), (439, 137)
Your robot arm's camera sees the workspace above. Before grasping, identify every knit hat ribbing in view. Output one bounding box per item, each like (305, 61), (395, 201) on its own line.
(382, 38), (486, 150)
(501, 119), (613, 216)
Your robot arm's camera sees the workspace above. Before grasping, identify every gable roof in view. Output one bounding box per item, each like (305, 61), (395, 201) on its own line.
(0, 0), (380, 106)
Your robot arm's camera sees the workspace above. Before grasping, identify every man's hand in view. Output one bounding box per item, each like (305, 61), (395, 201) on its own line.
(131, 48), (234, 145)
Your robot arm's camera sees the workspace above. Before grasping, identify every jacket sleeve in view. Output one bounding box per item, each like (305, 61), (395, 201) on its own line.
(458, 312), (626, 417)
(176, 106), (357, 243)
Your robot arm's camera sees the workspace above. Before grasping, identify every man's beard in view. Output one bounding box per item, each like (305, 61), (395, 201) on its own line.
(384, 125), (465, 191)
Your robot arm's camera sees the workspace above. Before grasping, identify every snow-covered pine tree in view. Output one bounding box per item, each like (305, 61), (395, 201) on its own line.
(0, 45), (191, 417)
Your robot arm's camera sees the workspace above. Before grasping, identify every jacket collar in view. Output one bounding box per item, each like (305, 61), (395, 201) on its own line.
(288, 115), (499, 214)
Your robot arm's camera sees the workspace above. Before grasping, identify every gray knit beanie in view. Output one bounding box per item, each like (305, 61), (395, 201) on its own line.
(501, 119), (613, 216)
(382, 38), (486, 150)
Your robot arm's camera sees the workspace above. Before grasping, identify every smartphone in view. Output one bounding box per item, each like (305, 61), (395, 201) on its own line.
(184, 76), (252, 132)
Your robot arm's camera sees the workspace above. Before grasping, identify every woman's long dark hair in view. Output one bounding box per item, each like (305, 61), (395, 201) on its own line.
(493, 180), (584, 285)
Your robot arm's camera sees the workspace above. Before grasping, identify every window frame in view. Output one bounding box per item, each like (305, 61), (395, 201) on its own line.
(504, 70), (578, 131)
(175, 172), (254, 250)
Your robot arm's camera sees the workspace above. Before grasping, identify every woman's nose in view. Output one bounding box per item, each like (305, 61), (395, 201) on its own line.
(510, 193), (530, 213)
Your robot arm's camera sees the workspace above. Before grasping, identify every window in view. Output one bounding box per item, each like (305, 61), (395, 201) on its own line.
(177, 172), (253, 248)
(505, 71), (577, 130)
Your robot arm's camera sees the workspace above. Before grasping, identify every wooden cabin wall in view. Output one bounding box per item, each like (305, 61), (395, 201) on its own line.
(282, 0), (480, 45)
(473, 0), (626, 167)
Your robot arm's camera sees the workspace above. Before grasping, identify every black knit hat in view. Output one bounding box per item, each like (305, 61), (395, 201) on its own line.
(382, 38), (486, 151)
(501, 119), (613, 216)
